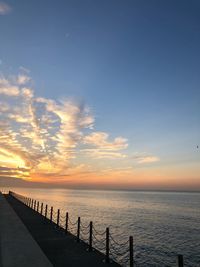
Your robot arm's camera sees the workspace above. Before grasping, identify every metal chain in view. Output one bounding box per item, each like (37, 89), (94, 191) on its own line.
(68, 217), (78, 226)
(93, 233), (106, 243)
(110, 233), (129, 247)
(93, 226), (106, 236)
(9, 191), (133, 267)
(80, 221), (90, 229)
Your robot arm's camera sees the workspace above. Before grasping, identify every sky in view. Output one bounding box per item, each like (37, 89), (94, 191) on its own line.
(0, 0), (200, 190)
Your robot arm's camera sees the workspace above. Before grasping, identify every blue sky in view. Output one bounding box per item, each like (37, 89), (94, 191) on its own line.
(0, 0), (200, 189)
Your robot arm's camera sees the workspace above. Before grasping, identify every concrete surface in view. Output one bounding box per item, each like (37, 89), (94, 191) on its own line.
(5, 194), (121, 267)
(0, 192), (53, 267)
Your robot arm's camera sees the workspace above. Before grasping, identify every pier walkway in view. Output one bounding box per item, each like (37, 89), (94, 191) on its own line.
(1, 193), (120, 267)
(0, 192), (52, 267)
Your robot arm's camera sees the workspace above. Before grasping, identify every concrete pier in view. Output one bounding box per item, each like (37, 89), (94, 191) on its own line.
(1, 193), (120, 267)
(0, 193), (52, 267)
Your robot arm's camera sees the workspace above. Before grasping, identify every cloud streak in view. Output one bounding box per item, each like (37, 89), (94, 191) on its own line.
(0, 78), (20, 96)
(82, 132), (128, 159)
(0, 72), (129, 181)
(132, 153), (160, 164)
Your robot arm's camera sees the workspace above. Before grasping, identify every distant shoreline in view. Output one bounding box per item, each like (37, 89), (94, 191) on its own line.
(1, 185), (200, 194)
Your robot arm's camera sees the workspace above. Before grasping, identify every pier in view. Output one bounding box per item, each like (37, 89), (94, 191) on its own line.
(0, 191), (126, 267)
(0, 192), (52, 267)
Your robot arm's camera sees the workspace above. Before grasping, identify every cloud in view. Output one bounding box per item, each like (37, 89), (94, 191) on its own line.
(0, 74), (31, 97)
(0, 102), (10, 112)
(7, 113), (30, 123)
(82, 132), (128, 159)
(36, 97), (95, 168)
(0, 71), (129, 180)
(82, 149), (127, 159)
(0, 77), (20, 96)
(0, 2), (11, 15)
(84, 132), (128, 150)
(0, 166), (29, 178)
(21, 87), (34, 98)
(1, 71), (161, 184)
(17, 74), (31, 85)
(132, 154), (160, 164)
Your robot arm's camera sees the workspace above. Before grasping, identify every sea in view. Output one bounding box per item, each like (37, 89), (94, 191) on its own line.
(3, 188), (200, 267)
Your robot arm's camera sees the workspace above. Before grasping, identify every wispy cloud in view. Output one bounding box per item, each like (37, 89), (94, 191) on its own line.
(0, 166), (29, 179)
(82, 132), (128, 159)
(84, 132), (128, 150)
(0, 2), (11, 15)
(17, 74), (31, 85)
(132, 153), (160, 164)
(82, 149), (127, 159)
(0, 77), (20, 96)
(0, 71), (160, 184)
(0, 72), (129, 181)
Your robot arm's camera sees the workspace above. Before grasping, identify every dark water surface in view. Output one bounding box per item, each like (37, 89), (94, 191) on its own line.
(6, 188), (200, 266)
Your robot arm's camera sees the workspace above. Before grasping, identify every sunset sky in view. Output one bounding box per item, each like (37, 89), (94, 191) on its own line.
(0, 0), (200, 190)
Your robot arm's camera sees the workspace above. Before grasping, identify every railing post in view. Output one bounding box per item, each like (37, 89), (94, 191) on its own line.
(65, 212), (68, 234)
(57, 209), (60, 226)
(34, 200), (36, 210)
(31, 199), (33, 208)
(177, 255), (184, 267)
(106, 227), (110, 263)
(40, 202), (43, 215)
(50, 207), (53, 222)
(45, 204), (48, 218)
(77, 217), (80, 242)
(129, 236), (134, 267)
(89, 221), (93, 251)
(37, 201), (39, 212)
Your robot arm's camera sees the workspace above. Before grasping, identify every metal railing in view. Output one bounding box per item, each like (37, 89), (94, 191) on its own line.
(0, 189), (9, 194)
(9, 191), (134, 266)
(8, 191), (185, 267)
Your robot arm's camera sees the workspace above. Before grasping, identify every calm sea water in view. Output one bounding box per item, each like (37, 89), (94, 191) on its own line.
(4, 188), (200, 267)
